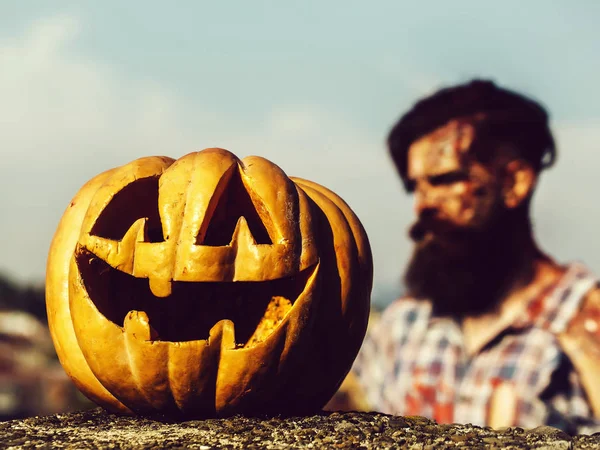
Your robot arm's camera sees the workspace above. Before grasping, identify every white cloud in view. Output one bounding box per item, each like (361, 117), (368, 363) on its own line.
(0, 16), (202, 168)
(0, 15), (207, 283)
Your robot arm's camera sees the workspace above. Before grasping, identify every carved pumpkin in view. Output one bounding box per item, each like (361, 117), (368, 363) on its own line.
(46, 148), (372, 417)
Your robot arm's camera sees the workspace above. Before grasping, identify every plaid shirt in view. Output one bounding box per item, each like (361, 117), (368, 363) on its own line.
(353, 262), (600, 435)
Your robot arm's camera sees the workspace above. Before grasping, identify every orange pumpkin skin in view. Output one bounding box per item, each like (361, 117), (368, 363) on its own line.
(46, 148), (372, 417)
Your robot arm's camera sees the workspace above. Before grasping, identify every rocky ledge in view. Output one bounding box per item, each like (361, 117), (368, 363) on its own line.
(2, 408), (600, 449)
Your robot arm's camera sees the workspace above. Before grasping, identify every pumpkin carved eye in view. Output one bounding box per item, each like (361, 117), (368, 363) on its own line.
(46, 148), (372, 417)
(89, 176), (163, 242)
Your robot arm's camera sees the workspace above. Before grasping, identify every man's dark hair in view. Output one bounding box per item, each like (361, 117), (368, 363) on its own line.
(388, 79), (557, 191)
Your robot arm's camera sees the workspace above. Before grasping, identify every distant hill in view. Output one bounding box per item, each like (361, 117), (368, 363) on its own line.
(0, 274), (46, 321)
(370, 282), (404, 311)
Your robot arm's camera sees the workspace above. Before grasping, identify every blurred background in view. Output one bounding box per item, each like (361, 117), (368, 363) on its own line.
(1, 1), (599, 418)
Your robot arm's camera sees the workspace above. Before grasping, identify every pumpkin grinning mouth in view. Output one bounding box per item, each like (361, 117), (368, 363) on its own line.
(75, 248), (316, 347)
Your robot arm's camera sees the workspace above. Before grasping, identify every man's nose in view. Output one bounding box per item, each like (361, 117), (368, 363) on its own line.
(414, 190), (439, 218)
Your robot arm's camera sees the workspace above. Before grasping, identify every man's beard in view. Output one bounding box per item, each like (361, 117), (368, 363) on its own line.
(403, 211), (530, 318)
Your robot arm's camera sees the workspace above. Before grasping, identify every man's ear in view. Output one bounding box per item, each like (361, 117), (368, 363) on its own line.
(502, 159), (537, 209)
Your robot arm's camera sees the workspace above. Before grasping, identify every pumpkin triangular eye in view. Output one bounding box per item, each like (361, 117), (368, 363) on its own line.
(90, 176), (164, 243)
(197, 169), (273, 246)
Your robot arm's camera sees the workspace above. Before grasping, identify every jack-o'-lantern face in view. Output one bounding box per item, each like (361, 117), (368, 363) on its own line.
(75, 149), (318, 347)
(46, 148), (373, 417)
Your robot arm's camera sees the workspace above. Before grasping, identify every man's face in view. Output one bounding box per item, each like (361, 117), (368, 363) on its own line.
(406, 118), (501, 239)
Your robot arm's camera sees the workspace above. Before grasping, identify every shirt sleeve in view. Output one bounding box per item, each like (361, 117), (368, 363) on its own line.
(545, 356), (600, 435)
(553, 285), (600, 433)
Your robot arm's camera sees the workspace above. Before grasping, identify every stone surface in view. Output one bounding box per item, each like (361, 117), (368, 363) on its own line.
(2, 408), (599, 449)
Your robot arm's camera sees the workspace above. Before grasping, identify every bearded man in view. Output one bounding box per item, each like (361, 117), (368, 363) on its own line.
(348, 80), (600, 434)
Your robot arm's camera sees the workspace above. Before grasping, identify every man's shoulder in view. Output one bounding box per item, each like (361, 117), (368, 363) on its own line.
(545, 261), (600, 329)
(558, 261), (598, 289)
(561, 280), (600, 339)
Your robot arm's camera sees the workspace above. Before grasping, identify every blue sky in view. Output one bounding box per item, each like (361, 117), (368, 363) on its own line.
(1, 2), (599, 307)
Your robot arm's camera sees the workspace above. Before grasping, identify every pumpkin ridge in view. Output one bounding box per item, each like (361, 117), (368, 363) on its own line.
(123, 316), (166, 410)
(46, 167), (133, 414)
(269, 180), (370, 411)
(68, 256), (156, 413)
(173, 152), (204, 275)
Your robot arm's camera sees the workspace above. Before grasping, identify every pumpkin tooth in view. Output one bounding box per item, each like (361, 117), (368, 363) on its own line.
(208, 319), (236, 349)
(148, 277), (172, 297)
(123, 310), (158, 340)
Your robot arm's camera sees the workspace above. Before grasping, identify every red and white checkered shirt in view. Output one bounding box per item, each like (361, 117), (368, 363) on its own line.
(353, 262), (600, 435)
